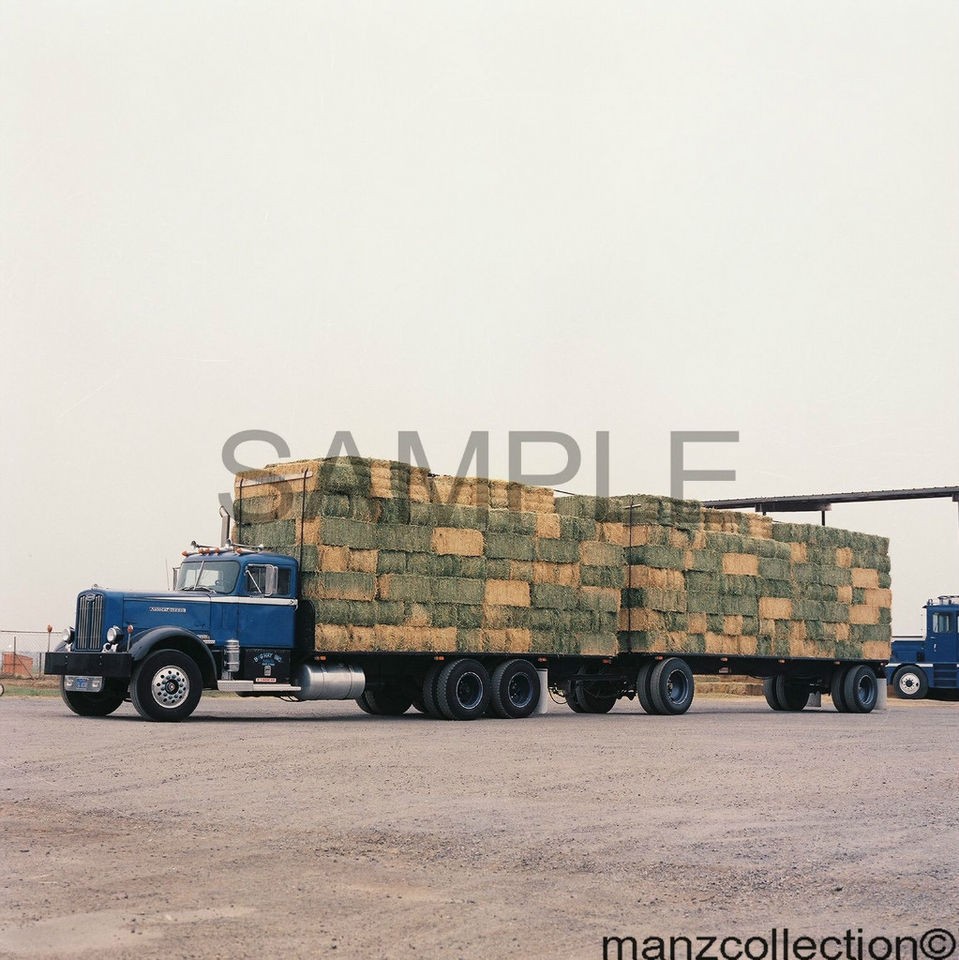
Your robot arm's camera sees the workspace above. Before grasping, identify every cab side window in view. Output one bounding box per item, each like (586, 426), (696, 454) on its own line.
(276, 567), (292, 596)
(932, 612), (954, 633)
(245, 565), (268, 596)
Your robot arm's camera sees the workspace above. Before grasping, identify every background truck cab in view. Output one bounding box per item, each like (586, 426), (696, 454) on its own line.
(886, 595), (959, 699)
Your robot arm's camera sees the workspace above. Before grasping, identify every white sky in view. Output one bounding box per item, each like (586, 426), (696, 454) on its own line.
(2, 1), (957, 638)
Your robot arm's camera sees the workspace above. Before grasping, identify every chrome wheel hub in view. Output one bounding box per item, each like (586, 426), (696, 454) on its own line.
(151, 666), (190, 708)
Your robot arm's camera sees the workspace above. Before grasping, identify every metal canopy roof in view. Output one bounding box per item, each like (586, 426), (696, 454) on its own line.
(703, 485), (959, 514)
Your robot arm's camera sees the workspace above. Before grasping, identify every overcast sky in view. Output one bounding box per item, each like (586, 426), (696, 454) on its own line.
(1, 1), (956, 640)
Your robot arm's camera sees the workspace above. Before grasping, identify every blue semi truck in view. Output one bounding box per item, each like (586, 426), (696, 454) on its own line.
(886, 595), (959, 698)
(43, 537), (889, 722)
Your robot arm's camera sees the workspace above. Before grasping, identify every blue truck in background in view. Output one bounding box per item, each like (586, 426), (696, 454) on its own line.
(886, 595), (959, 699)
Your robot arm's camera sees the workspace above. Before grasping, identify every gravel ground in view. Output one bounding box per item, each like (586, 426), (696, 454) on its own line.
(1, 694), (957, 960)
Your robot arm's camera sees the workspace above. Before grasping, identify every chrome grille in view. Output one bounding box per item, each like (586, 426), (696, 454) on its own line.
(75, 594), (104, 651)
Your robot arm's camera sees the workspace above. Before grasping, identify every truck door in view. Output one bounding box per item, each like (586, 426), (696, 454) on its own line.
(928, 609), (958, 663)
(237, 563), (297, 650)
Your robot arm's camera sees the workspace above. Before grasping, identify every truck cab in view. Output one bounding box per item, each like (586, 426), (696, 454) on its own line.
(886, 596), (959, 698)
(45, 546), (304, 720)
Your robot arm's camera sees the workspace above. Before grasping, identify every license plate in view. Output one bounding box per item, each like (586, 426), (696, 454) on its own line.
(65, 675), (104, 693)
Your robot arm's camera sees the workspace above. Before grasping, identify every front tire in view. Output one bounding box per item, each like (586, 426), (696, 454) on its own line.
(891, 665), (928, 700)
(59, 678), (126, 717)
(130, 650), (202, 722)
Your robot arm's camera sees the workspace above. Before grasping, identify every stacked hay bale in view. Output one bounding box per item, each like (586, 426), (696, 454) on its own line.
(554, 494), (891, 660)
(233, 458), (624, 655)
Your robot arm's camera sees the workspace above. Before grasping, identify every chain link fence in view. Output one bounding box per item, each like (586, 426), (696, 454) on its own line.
(1, 630), (56, 679)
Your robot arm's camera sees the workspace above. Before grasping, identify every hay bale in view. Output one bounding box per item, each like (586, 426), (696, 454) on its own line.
(431, 527), (484, 556)
(723, 553), (759, 576)
(485, 579), (531, 606)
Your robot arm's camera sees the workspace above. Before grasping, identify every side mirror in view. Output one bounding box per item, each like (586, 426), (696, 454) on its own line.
(265, 565), (278, 597)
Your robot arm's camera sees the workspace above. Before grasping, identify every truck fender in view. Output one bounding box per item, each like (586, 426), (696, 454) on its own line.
(128, 628), (218, 688)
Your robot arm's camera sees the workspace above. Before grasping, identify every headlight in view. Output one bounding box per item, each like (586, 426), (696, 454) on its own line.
(62, 627), (75, 644)
(106, 625), (123, 644)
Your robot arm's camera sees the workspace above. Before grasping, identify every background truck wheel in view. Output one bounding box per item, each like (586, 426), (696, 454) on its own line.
(775, 677), (811, 711)
(357, 688), (412, 716)
(830, 670), (850, 712)
(59, 677), (126, 717)
(130, 650), (202, 722)
(842, 665), (878, 713)
(763, 677), (784, 711)
(636, 662), (658, 714)
(489, 659), (539, 719)
(891, 665), (928, 700)
(649, 658), (694, 715)
(421, 663), (444, 718)
(436, 658), (490, 721)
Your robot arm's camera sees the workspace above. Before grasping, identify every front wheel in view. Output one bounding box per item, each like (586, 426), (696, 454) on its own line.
(130, 650), (202, 722)
(59, 678), (126, 717)
(891, 665), (928, 700)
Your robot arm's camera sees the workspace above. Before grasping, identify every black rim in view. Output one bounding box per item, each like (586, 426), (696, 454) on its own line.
(455, 672), (484, 711)
(666, 669), (690, 705)
(507, 674), (534, 709)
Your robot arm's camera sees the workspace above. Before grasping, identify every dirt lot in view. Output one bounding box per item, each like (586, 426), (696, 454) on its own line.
(1, 693), (957, 960)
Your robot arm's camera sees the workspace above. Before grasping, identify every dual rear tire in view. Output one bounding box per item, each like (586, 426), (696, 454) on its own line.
(419, 658), (541, 721)
(635, 658), (694, 715)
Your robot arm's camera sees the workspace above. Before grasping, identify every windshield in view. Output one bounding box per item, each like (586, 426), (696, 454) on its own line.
(175, 560), (240, 595)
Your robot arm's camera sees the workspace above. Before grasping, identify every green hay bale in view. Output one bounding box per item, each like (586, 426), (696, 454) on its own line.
(312, 599), (406, 627)
(315, 458), (372, 496)
(686, 551), (723, 573)
(686, 591), (721, 614)
(702, 532), (750, 553)
(484, 559), (512, 579)
(822, 602), (850, 623)
(530, 583), (579, 610)
(534, 539), (580, 563)
(409, 503), (489, 530)
(879, 571), (892, 589)
(377, 498), (412, 524)
(577, 588), (620, 613)
(406, 554), (487, 579)
(236, 519), (296, 548)
(369, 524), (433, 552)
(559, 516), (597, 541)
(321, 517), (376, 550)
(580, 565), (626, 589)
(306, 571), (376, 599)
(623, 587), (687, 612)
(626, 545), (686, 570)
(719, 595), (758, 616)
(486, 509), (538, 535)
(430, 577), (485, 605)
(528, 607), (560, 629)
(377, 551), (407, 574)
(379, 575), (433, 602)
(686, 572), (720, 594)
(759, 557), (790, 580)
(484, 533), (535, 561)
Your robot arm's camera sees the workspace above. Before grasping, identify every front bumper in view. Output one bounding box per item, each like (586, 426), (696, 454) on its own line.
(45, 651), (133, 679)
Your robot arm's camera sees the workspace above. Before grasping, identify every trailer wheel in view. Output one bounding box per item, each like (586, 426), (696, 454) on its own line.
(130, 650), (202, 722)
(842, 665), (879, 713)
(59, 677), (126, 717)
(564, 683), (587, 713)
(763, 677), (784, 711)
(636, 662), (658, 715)
(649, 658), (694, 715)
(356, 688), (412, 716)
(891, 665), (928, 700)
(830, 670), (850, 712)
(776, 677), (811, 711)
(421, 663), (444, 718)
(436, 658), (490, 721)
(489, 659), (539, 719)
